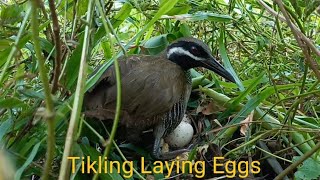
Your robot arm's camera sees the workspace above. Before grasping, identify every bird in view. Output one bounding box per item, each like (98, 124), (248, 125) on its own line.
(84, 37), (236, 159)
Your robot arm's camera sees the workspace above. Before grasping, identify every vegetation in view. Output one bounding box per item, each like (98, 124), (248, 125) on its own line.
(0, 0), (319, 179)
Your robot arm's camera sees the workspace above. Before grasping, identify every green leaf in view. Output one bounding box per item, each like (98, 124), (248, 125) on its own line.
(101, 39), (112, 59)
(15, 63), (25, 80)
(217, 84), (296, 141)
(219, 73), (265, 119)
(294, 157), (320, 180)
(229, 73), (265, 106)
(228, 86), (275, 124)
(0, 4), (24, 25)
(0, 119), (13, 142)
(0, 39), (12, 50)
(291, 132), (312, 155)
(304, 0), (320, 18)
(39, 38), (54, 54)
(143, 34), (169, 55)
(218, 29), (240, 88)
(289, 0), (302, 18)
(165, 12), (232, 22)
(255, 35), (269, 53)
(77, 0), (89, 16)
(166, 4), (191, 15)
(64, 36), (84, 90)
(15, 33), (32, 49)
(18, 137), (41, 157)
(14, 142), (41, 180)
(0, 97), (28, 109)
(111, 2), (133, 28)
(0, 48), (10, 67)
(17, 88), (45, 99)
(179, 23), (192, 37)
(233, 85), (298, 123)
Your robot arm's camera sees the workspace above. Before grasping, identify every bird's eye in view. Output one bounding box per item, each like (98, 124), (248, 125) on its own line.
(190, 46), (199, 55)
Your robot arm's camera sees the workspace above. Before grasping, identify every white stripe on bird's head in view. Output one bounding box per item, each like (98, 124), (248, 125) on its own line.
(167, 47), (206, 61)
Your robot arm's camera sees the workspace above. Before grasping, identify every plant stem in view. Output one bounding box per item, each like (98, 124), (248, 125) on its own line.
(31, 1), (56, 179)
(48, 0), (62, 94)
(92, 1), (122, 179)
(58, 0), (94, 179)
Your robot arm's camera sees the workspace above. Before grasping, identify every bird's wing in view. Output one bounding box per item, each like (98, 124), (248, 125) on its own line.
(84, 55), (187, 121)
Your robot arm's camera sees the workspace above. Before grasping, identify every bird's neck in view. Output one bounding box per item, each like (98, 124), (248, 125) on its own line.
(185, 70), (192, 85)
(158, 51), (192, 84)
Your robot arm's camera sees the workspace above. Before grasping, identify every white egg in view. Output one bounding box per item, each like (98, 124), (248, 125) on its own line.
(182, 114), (191, 124)
(165, 121), (194, 148)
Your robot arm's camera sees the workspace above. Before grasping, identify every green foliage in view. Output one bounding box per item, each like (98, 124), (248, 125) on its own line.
(111, 2), (133, 28)
(143, 34), (169, 55)
(14, 142), (41, 180)
(294, 157), (320, 180)
(0, 4), (24, 28)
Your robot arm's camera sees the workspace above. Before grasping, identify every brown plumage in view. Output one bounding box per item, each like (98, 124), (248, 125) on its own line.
(84, 37), (235, 159)
(84, 54), (190, 139)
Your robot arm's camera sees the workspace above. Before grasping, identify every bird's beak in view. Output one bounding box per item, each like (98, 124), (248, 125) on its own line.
(200, 55), (236, 83)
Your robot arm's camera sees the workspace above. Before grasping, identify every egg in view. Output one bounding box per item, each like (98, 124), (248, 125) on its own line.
(182, 114), (191, 124)
(165, 121), (194, 148)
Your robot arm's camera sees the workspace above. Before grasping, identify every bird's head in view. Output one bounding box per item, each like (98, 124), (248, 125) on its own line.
(166, 37), (235, 83)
